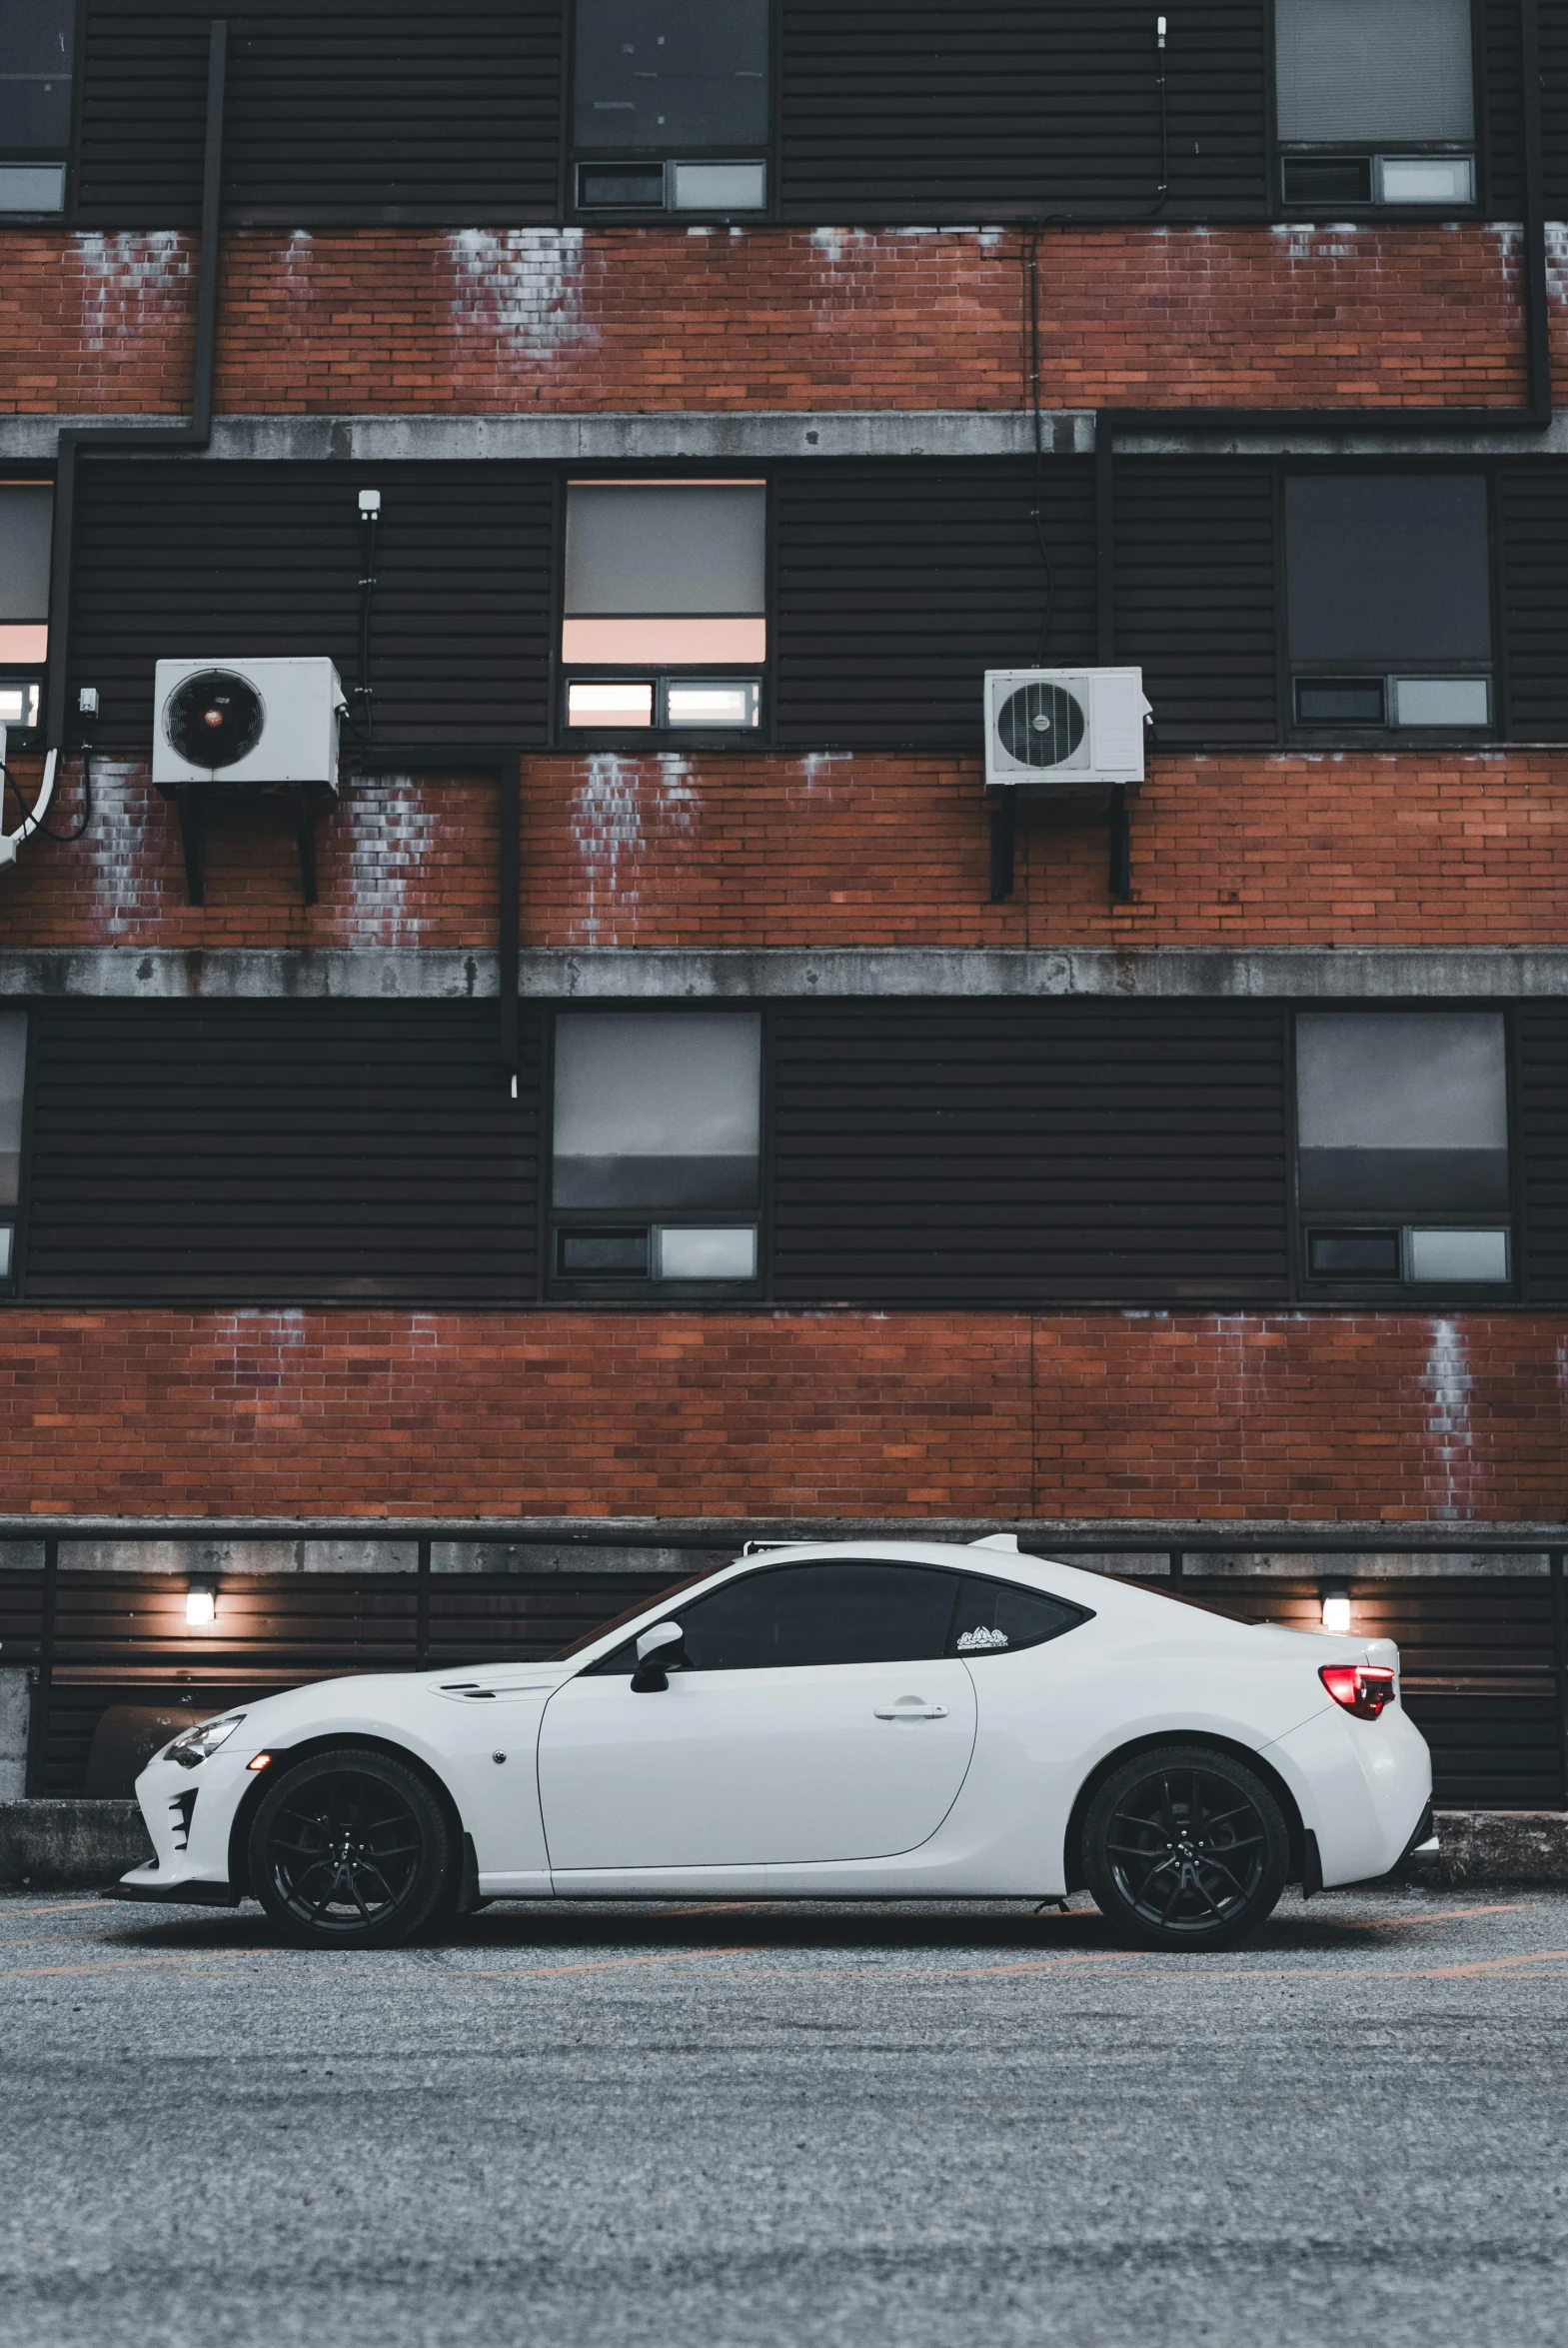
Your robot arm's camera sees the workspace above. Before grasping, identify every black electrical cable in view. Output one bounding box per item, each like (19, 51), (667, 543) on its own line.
(0, 750), (93, 845)
(356, 503), (379, 744)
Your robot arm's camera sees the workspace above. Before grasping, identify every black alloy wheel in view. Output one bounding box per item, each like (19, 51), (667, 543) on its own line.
(248, 1747), (455, 1948)
(1083, 1743), (1289, 1951)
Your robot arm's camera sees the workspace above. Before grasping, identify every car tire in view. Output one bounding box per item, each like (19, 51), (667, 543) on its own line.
(1082, 1743), (1290, 1951)
(248, 1746), (456, 1949)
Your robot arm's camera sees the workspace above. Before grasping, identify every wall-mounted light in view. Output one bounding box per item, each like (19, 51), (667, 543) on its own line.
(1320, 1584), (1352, 1636)
(185, 1581), (217, 1628)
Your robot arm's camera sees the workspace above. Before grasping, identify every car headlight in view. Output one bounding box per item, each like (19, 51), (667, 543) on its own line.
(164, 1712), (246, 1770)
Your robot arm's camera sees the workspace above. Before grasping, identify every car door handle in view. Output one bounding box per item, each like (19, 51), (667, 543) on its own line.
(873, 1703), (949, 1720)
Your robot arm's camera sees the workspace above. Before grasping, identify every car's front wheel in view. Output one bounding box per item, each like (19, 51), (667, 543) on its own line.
(1082, 1743), (1290, 1951)
(248, 1746), (455, 1948)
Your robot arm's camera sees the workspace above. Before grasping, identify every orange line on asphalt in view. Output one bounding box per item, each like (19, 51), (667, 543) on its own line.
(1413, 1947), (1568, 1978)
(0, 1901), (118, 1919)
(1333, 1902), (1533, 1931)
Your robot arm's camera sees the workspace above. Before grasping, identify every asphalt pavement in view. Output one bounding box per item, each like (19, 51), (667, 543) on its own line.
(1, 1884), (1565, 2348)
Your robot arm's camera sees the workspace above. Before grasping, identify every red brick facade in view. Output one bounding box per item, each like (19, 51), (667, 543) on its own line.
(0, 223), (1550, 419)
(2, 750), (1563, 954)
(6, 192), (1568, 1541)
(0, 1307), (1556, 1523)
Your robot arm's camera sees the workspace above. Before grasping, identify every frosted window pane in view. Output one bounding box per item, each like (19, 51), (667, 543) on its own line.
(565, 484), (766, 617)
(554, 1014), (761, 1209)
(1276, 0), (1474, 143)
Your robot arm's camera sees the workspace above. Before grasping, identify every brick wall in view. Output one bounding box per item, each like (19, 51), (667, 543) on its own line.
(4, 750), (1565, 952)
(0, 1308), (1558, 1522)
(1, 224), (1547, 418)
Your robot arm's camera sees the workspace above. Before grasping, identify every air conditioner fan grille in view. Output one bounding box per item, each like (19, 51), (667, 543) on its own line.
(996, 681), (1085, 770)
(165, 670), (265, 772)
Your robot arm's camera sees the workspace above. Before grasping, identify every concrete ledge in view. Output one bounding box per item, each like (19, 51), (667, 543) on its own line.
(0, 1801), (152, 1889)
(1405, 1810), (1568, 1889)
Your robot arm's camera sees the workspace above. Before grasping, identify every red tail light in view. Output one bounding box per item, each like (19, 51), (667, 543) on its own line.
(1320, 1663), (1397, 1720)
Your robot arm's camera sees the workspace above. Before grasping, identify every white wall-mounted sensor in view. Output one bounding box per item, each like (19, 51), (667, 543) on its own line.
(358, 489), (382, 516)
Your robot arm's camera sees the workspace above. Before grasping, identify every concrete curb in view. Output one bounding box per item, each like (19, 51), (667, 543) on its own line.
(0, 1801), (153, 1888)
(1404, 1810), (1568, 1889)
(2, 1800), (1565, 1893)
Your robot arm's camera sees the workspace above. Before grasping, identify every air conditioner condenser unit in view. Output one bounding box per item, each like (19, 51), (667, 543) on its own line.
(152, 657), (344, 789)
(984, 668), (1152, 788)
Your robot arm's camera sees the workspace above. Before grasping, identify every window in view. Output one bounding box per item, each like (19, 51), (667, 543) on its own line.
(573, 0), (770, 217)
(1275, 0), (1476, 210)
(1296, 1012), (1511, 1289)
(0, 483), (51, 732)
(587, 1560), (1091, 1672)
(562, 479), (766, 737)
(551, 1011), (762, 1292)
(0, 0), (73, 216)
(949, 1576), (1084, 1657)
(0, 1014), (24, 1287)
(1285, 475), (1492, 737)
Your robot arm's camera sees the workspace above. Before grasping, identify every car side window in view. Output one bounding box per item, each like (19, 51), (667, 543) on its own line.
(947, 1575), (1089, 1657)
(586, 1559), (960, 1672)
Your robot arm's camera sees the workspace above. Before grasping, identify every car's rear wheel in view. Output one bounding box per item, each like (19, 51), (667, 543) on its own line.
(1083, 1744), (1289, 1951)
(248, 1747), (454, 1948)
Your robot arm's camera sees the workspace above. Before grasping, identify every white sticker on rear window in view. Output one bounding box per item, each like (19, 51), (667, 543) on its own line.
(957, 1626), (1009, 1652)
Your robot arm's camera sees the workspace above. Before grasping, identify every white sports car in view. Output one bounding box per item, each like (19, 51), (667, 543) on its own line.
(111, 1537), (1434, 1951)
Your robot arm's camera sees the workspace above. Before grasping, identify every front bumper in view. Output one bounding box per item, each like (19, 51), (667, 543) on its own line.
(104, 1866), (241, 1908)
(115, 1747), (256, 1903)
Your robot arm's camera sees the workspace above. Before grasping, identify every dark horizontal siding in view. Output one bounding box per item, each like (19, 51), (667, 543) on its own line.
(1483, 0), (1526, 215)
(1517, 1005), (1568, 1299)
(69, 461), (556, 753)
(1497, 465), (1568, 741)
(24, 1003), (541, 1303)
(1183, 1574), (1565, 1807)
(1113, 460), (1280, 747)
(0, 1570), (45, 1666)
(1539, 0), (1568, 207)
(779, 2), (1269, 222)
(770, 1003), (1291, 1303)
(426, 1572), (675, 1664)
(76, 1), (562, 229)
(772, 460), (1096, 751)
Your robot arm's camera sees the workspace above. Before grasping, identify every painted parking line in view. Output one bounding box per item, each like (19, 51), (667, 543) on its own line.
(0, 1901), (121, 1919)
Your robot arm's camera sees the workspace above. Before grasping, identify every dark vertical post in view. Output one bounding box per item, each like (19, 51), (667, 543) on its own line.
(24, 1537), (59, 1798)
(499, 755), (521, 1090)
(1520, 0), (1551, 421)
(1095, 423), (1131, 901)
(1168, 1547), (1184, 1583)
(1551, 1551), (1567, 1807)
(416, 1536), (433, 1670)
(987, 792), (1017, 901)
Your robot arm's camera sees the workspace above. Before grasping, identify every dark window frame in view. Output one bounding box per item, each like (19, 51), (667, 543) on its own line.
(543, 1001), (772, 1306)
(1289, 1002), (1523, 1304)
(565, 0), (778, 227)
(555, 463), (776, 752)
(1268, 0), (1487, 223)
(0, 468), (55, 746)
(1279, 459), (1503, 749)
(0, 1004), (31, 1297)
(0, 0), (77, 221)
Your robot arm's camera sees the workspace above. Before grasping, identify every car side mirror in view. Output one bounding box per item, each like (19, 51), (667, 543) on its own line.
(631, 1619), (687, 1693)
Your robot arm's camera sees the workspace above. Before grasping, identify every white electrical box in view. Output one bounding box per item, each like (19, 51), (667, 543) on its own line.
(984, 668), (1152, 788)
(152, 657), (344, 788)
